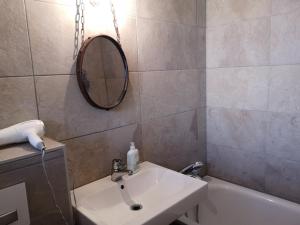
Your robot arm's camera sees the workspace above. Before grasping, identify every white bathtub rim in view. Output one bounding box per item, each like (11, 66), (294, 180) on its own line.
(204, 176), (300, 210)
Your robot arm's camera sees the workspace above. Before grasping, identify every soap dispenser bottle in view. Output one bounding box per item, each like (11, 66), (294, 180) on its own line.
(127, 142), (139, 172)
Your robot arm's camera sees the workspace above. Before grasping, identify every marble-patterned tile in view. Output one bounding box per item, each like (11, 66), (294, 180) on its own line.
(199, 69), (206, 107)
(266, 112), (300, 163)
(207, 0), (271, 27)
(85, 0), (137, 20)
(63, 124), (141, 188)
(0, 77), (37, 129)
(142, 110), (201, 171)
(197, 0), (206, 27)
(85, 3), (138, 72)
(113, 0), (137, 19)
(32, 0), (136, 74)
(272, 0), (300, 15)
(26, 0), (76, 75)
(35, 73), (140, 140)
(265, 156), (300, 204)
(271, 8), (300, 65)
(207, 107), (268, 154)
(31, 0), (136, 70)
(207, 67), (270, 110)
(207, 143), (266, 192)
(207, 18), (270, 68)
(138, 0), (197, 25)
(32, 0), (73, 5)
(269, 65), (300, 113)
(120, 18), (138, 72)
(197, 107), (207, 163)
(0, 0), (32, 77)
(198, 28), (206, 68)
(140, 70), (203, 121)
(137, 18), (199, 71)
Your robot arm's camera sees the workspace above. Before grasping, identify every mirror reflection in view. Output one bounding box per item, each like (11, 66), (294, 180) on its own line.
(77, 35), (128, 110)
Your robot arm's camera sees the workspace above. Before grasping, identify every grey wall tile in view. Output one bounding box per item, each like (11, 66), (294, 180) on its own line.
(207, 0), (271, 27)
(207, 18), (270, 68)
(207, 107), (268, 154)
(33, 0), (73, 5)
(271, 8), (300, 65)
(36, 73), (140, 140)
(140, 70), (203, 121)
(266, 112), (300, 163)
(28, 0), (136, 76)
(138, 0), (197, 25)
(206, 0), (300, 204)
(272, 0), (300, 15)
(0, 0), (32, 77)
(42, 1), (137, 73)
(87, 16), (138, 72)
(119, 18), (138, 72)
(142, 110), (201, 171)
(86, 0), (137, 19)
(63, 124), (141, 188)
(0, 77), (37, 129)
(198, 28), (206, 68)
(197, 0), (206, 27)
(114, 0), (137, 19)
(26, 0), (76, 75)
(198, 107), (207, 163)
(199, 69), (206, 107)
(265, 156), (300, 203)
(269, 65), (300, 113)
(137, 18), (199, 71)
(207, 67), (270, 110)
(207, 143), (266, 192)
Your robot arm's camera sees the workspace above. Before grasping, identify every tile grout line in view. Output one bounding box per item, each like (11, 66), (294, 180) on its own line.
(206, 63), (300, 70)
(23, 0), (40, 119)
(195, 0), (198, 27)
(59, 122), (139, 142)
(206, 141), (300, 165)
(4, 64), (300, 79)
(135, 1), (144, 155)
(264, 2), (273, 192)
(207, 105), (300, 117)
(205, 8), (300, 30)
(140, 108), (200, 125)
(137, 15), (201, 28)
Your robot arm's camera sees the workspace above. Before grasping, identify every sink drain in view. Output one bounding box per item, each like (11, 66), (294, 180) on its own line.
(130, 204), (143, 211)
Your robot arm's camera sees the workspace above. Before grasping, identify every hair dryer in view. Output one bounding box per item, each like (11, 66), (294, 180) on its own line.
(0, 120), (45, 151)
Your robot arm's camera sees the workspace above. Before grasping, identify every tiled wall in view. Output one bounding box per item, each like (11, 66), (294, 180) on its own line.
(0, 0), (206, 188)
(206, 0), (300, 203)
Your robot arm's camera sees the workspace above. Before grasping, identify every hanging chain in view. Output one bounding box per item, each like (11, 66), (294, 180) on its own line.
(80, 0), (85, 45)
(110, 0), (121, 45)
(74, 0), (85, 59)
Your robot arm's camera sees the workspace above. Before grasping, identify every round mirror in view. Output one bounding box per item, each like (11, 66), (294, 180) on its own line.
(76, 35), (129, 110)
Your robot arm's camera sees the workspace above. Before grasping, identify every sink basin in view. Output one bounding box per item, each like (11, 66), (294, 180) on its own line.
(71, 161), (207, 225)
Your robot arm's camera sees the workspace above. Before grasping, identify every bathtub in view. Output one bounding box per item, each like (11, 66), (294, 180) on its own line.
(181, 176), (300, 225)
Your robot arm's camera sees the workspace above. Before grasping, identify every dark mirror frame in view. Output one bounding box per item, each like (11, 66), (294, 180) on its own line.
(76, 35), (129, 110)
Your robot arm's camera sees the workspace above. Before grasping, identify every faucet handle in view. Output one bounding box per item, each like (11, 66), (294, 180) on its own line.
(112, 159), (125, 172)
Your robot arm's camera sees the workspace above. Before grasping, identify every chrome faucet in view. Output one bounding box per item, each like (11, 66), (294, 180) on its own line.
(111, 159), (132, 182)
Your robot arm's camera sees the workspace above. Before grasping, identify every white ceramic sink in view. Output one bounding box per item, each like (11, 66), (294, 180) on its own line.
(71, 161), (207, 225)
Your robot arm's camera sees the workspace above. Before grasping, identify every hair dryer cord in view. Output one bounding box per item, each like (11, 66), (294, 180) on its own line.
(41, 148), (69, 225)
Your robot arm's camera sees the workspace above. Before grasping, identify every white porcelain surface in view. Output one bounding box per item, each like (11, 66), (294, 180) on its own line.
(196, 176), (300, 225)
(71, 162), (207, 225)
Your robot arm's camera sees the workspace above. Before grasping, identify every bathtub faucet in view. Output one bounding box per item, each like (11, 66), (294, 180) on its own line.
(180, 161), (205, 178)
(111, 159), (133, 182)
